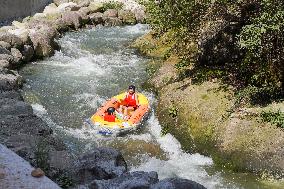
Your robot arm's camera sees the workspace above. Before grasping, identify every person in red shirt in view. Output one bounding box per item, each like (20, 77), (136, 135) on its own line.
(119, 85), (139, 120)
(104, 107), (116, 122)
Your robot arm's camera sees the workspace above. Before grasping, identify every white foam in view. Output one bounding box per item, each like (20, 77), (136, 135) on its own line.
(31, 103), (47, 116)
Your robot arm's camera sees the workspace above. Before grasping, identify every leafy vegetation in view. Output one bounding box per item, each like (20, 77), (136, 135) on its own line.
(261, 109), (284, 128)
(101, 1), (124, 12)
(144, 0), (283, 105)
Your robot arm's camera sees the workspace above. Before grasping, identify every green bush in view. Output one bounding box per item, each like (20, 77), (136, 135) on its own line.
(101, 1), (124, 12)
(261, 109), (284, 128)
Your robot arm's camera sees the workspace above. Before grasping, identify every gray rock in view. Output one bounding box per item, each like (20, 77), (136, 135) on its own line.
(61, 11), (83, 29)
(77, 8), (91, 25)
(103, 9), (118, 18)
(0, 98), (32, 116)
(150, 178), (207, 189)
(0, 60), (9, 69)
(0, 41), (11, 50)
(10, 48), (23, 64)
(90, 171), (159, 189)
(74, 148), (127, 184)
(0, 54), (14, 64)
(89, 12), (104, 25)
(134, 8), (147, 24)
(28, 22), (59, 58)
(104, 17), (123, 27)
(78, 0), (90, 8)
(0, 32), (23, 49)
(22, 45), (34, 62)
(0, 46), (11, 55)
(0, 90), (23, 100)
(0, 70), (23, 90)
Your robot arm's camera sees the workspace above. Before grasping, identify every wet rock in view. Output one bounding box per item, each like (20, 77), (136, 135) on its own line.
(74, 148), (127, 184)
(10, 48), (23, 64)
(88, 2), (104, 13)
(0, 70), (23, 90)
(61, 11), (83, 29)
(104, 9), (118, 18)
(21, 45), (34, 62)
(0, 32), (23, 49)
(89, 12), (104, 25)
(118, 10), (137, 25)
(0, 41), (11, 50)
(58, 2), (80, 12)
(31, 168), (45, 178)
(89, 171), (159, 189)
(104, 17), (123, 27)
(0, 98), (32, 116)
(77, 7), (91, 25)
(150, 178), (207, 189)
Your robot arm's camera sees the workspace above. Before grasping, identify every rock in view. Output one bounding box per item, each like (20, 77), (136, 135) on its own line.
(0, 32), (23, 49)
(0, 41), (11, 50)
(43, 3), (58, 15)
(10, 48), (23, 64)
(133, 8), (147, 23)
(28, 22), (59, 58)
(0, 46), (11, 55)
(53, 0), (70, 6)
(58, 2), (80, 12)
(104, 9), (118, 18)
(89, 12), (104, 25)
(0, 98), (32, 117)
(89, 171), (159, 189)
(150, 178), (207, 189)
(77, 0), (90, 8)
(0, 60), (9, 69)
(88, 2), (104, 13)
(0, 70), (23, 90)
(74, 148), (127, 184)
(8, 28), (30, 45)
(21, 45), (34, 62)
(77, 7), (91, 25)
(31, 168), (45, 178)
(118, 10), (137, 25)
(104, 17), (123, 27)
(54, 18), (71, 32)
(0, 90), (23, 101)
(61, 11), (83, 29)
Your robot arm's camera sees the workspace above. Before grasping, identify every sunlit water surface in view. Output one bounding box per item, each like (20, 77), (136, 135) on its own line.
(20, 24), (283, 189)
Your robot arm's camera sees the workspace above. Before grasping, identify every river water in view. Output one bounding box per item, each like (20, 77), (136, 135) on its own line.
(20, 24), (282, 189)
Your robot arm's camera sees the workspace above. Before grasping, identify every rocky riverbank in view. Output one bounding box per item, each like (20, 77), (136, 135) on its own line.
(133, 31), (284, 180)
(0, 0), (208, 188)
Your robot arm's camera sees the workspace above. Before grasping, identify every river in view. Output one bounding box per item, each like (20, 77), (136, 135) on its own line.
(20, 24), (281, 189)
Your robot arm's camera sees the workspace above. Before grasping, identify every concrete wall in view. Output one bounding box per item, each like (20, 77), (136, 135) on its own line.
(0, 0), (52, 22)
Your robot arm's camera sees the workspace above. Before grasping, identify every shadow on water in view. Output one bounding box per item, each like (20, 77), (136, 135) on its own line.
(20, 24), (283, 189)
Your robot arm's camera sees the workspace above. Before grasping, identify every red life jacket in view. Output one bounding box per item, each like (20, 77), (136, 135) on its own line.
(104, 114), (116, 122)
(123, 93), (137, 107)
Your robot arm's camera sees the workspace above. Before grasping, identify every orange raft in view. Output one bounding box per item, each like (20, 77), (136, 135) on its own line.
(85, 92), (150, 136)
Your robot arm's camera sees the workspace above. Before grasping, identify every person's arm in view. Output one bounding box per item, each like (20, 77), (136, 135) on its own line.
(135, 94), (140, 106)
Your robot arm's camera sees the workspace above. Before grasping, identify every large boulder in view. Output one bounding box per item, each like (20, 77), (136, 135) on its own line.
(0, 47), (14, 65)
(89, 12), (104, 25)
(7, 28), (30, 45)
(150, 178), (207, 189)
(118, 9), (137, 25)
(61, 11), (83, 29)
(103, 9), (118, 18)
(89, 171), (159, 189)
(0, 32), (23, 49)
(77, 0), (90, 8)
(77, 7), (91, 25)
(74, 148), (127, 184)
(0, 60), (9, 69)
(28, 21), (59, 58)
(88, 2), (104, 13)
(0, 98), (33, 117)
(57, 2), (80, 12)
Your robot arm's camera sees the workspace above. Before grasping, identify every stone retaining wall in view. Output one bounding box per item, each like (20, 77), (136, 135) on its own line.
(0, 0), (52, 22)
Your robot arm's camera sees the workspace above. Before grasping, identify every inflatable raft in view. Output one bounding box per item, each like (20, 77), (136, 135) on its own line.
(85, 92), (150, 136)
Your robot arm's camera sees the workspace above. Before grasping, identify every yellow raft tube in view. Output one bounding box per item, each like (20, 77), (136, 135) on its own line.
(85, 92), (150, 135)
